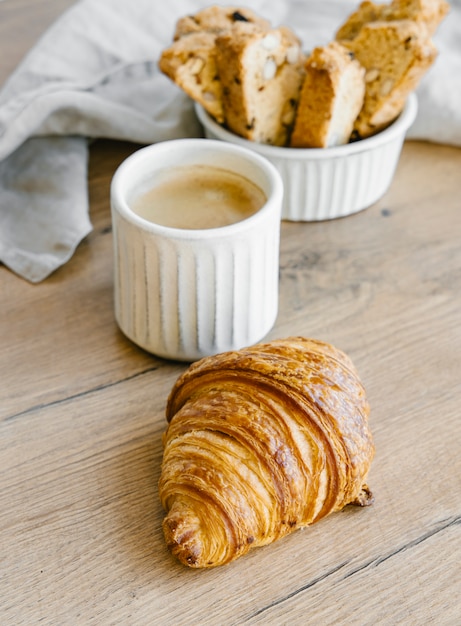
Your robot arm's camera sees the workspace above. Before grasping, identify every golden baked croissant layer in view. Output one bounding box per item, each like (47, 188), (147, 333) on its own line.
(159, 337), (374, 568)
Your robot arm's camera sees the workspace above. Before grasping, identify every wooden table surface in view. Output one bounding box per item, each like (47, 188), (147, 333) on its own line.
(1, 2), (460, 625)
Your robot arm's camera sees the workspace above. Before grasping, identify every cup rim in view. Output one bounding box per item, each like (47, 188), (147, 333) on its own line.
(110, 138), (283, 239)
(195, 93), (418, 159)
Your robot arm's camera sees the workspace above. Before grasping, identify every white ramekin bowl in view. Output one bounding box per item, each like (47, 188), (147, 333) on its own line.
(195, 94), (417, 221)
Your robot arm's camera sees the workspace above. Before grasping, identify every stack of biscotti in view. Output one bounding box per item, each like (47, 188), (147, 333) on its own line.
(291, 0), (448, 146)
(159, 7), (271, 124)
(159, 1), (449, 148)
(335, 0), (449, 138)
(159, 6), (305, 146)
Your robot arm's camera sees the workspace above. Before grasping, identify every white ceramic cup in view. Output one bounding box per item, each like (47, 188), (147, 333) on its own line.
(110, 139), (283, 361)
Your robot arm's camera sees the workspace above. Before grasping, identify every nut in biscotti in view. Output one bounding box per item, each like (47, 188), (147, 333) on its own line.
(290, 42), (366, 148)
(216, 23), (306, 146)
(342, 19), (437, 138)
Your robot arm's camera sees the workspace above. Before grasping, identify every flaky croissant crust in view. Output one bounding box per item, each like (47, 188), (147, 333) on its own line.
(159, 337), (375, 568)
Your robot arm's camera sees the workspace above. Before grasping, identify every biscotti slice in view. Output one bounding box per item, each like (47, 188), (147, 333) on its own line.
(174, 6), (271, 39)
(159, 32), (225, 123)
(290, 42), (365, 148)
(342, 20), (437, 138)
(336, 0), (449, 41)
(336, 1), (388, 41)
(216, 23), (306, 146)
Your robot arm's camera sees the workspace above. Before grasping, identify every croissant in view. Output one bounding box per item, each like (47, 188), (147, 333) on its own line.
(159, 336), (375, 568)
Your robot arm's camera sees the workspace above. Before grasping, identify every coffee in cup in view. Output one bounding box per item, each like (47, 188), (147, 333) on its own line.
(130, 164), (267, 230)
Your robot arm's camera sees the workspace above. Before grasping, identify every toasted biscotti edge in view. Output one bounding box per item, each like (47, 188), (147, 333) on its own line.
(336, 0), (449, 41)
(174, 5), (271, 39)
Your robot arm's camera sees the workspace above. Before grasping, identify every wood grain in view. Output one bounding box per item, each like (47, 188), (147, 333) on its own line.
(0, 0), (76, 81)
(1, 2), (461, 624)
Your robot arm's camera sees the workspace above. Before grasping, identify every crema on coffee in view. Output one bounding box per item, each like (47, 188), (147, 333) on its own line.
(130, 164), (266, 229)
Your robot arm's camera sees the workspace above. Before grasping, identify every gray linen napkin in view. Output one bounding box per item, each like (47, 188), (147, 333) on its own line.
(0, 0), (459, 282)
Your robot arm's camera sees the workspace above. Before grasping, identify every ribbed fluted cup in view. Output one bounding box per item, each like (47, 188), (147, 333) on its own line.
(110, 139), (283, 361)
